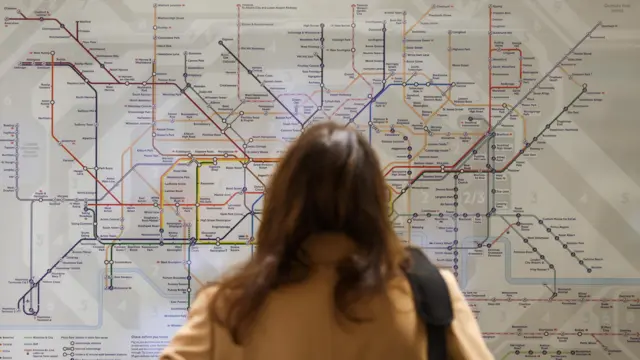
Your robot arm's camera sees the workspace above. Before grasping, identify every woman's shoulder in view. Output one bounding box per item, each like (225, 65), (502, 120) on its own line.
(436, 268), (474, 313)
(186, 284), (217, 316)
(437, 269), (457, 287)
(437, 269), (464, 298)
(192, 282), (238, 316)
(195, 283), (219, 300)
(437, 269), (495, 358)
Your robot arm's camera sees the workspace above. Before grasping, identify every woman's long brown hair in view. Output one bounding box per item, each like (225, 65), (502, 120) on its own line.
(207, 121), (409, 344)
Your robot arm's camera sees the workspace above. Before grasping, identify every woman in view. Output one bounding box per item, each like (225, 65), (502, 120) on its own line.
(159, 121), (494, 360)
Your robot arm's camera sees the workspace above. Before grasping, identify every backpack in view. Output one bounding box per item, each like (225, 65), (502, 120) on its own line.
(403, 247), (454, 360)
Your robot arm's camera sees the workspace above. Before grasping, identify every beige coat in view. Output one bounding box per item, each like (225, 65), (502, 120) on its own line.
(160, 234), (494, 360)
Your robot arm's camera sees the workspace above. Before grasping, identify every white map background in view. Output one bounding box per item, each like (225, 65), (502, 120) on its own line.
(1, 0), (640, 358)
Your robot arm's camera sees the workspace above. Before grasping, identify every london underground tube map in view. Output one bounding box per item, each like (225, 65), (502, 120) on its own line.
(1, 0), (640, 358)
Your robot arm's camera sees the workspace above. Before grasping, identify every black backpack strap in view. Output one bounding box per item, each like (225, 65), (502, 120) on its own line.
(403, 247), (454, 360)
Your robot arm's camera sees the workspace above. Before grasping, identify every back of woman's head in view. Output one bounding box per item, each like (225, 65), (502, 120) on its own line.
(209, 121), (408, 344)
